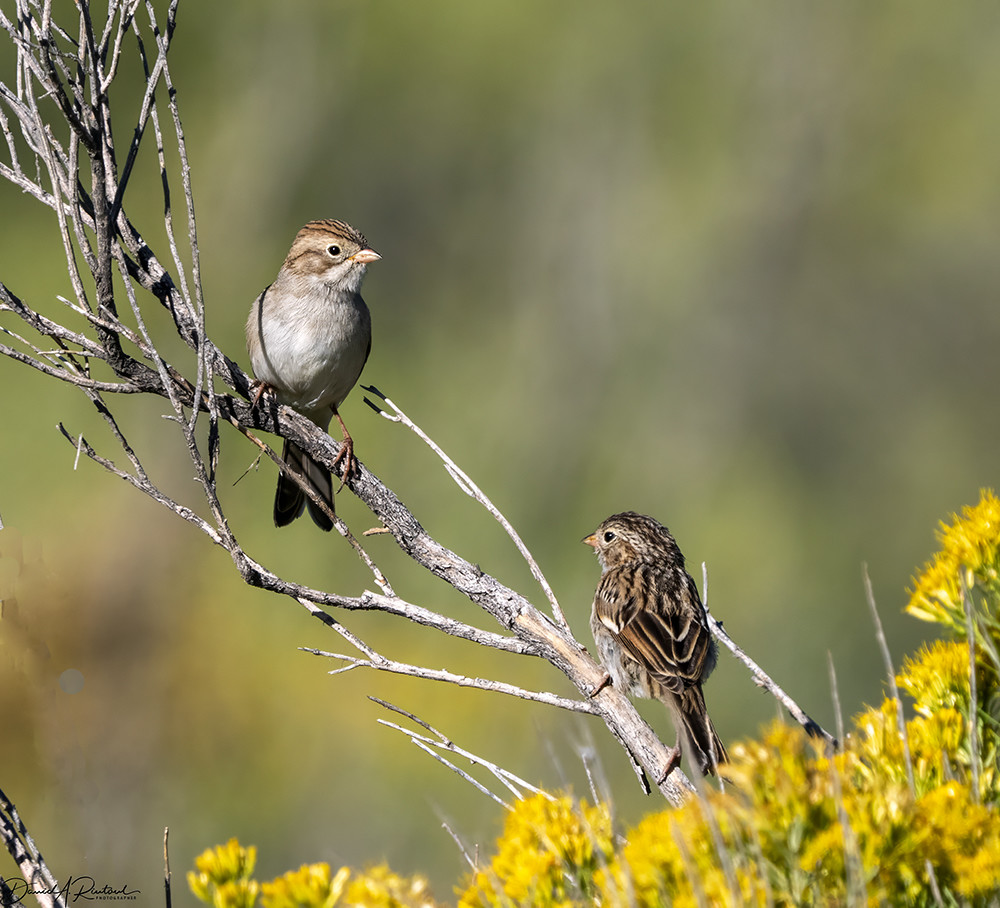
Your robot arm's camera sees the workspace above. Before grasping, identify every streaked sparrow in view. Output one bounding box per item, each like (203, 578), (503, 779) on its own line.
(246, 219), (378, 530)
(584, 511), (727, 776)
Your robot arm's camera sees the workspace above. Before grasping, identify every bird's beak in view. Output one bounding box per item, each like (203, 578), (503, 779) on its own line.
(351, 249), (381, 264)
(582, 533), (598, 549)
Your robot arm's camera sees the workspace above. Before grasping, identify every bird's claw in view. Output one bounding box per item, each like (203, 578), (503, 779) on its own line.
(656, 746), (683, 783)
(250, 380), (273, 410)
(331, 437), (357, 492)
(588, 672), (613, 698)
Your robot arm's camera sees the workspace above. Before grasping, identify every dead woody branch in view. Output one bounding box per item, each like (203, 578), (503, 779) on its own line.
(0, 2), (836, 892)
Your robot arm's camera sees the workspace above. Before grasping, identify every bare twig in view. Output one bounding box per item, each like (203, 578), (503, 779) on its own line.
(163, 827), (172, 908)
(701, 563), (836, 749)
(827, 652), (845, 751)
(231, 419), (396, 596)
(288, 587), (533, 654)
(826, 653), (866, 906)
(307, 646), (599, 715)
(961, 573), (981, 803)
(706, 607), (837, 750)
(371, 698), (547, 806)
(439, 817), (479, 872)
(862, 564), (915, 794)
(363, 385), (568, 628)
(0, 785), (67, 908)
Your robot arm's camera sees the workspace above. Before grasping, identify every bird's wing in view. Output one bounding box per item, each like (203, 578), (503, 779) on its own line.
(594, 564), (712, 694)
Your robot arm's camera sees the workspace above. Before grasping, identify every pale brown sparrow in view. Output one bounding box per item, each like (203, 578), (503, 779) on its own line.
(584, 511), (727, 776)
(246, 219), (379, 530)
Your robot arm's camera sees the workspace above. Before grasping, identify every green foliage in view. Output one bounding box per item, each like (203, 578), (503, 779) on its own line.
(191, 492), (1000, 905)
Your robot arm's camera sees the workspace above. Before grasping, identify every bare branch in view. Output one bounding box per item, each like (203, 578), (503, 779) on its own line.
(0, 784), (67, 908)
(411, 738), (512, 810)
(57, 423), (225, 546)
(439, 817), (479, 872)
(163, 826), (173, 908)
(231, 420), (396, 595)
(305, 645), (599, 715)
(372, 698), (547, 806)
(706, 605), (837, 751)
(298, 588), (538, 655)
(364, 384), (568, 628)
(700, 562), (836, 749)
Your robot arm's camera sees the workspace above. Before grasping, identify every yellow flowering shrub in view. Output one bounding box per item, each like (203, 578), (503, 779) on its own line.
(188, 839), (260, 908)
(342, 864), (439, 908)
(458, 708), (1000, 906)
(460, 793), (614, 907)
(903, 488), (1000, 805)
(192, 492), (1000, 906)
(189, 843), (440, 908)
(907, 488), (1000, 637)
(260, 863), (350, 908)
(460, 491), (1000, 906)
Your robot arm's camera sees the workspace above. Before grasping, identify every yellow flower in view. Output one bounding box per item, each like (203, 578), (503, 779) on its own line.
(192, 838), (258, 882)
(207, 879), (261, 908)
(914, 782), (1000, 897)
(595, 724), (833, 907)
(189, 839), (259, 907)
(465, 699), (1000, 907)
(260, 863), (349, 908)
(894, 636), (999, 801)
(602, 803), (765, 908)
(908, 489), (1000, 631)
(344, 864), (438, 907)
(897, 641), (971, 717)
(460, 793), (613, 907)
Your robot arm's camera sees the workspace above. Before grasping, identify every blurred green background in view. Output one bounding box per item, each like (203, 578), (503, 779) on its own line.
(2, 0), (999, 899)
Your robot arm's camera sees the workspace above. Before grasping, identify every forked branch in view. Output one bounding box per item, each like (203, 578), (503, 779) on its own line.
(0, 12), (838, 893)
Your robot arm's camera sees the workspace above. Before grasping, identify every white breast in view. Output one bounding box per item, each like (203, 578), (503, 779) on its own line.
(248, 281), (371, 428)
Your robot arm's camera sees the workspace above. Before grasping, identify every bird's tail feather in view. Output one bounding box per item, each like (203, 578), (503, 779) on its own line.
(274, 439), (333, 531)
(670, 685), (727, 776)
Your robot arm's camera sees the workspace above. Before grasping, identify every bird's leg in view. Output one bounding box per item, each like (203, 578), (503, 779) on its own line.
(330, 410), (358, 490)
(250, 380), (273, 409)
(588, 672), (613, 698)
(656, 746), (683, 783)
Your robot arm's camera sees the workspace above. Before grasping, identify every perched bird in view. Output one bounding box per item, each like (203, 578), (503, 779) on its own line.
(246, 219), (379, 530)
(584, 511), (727, 776)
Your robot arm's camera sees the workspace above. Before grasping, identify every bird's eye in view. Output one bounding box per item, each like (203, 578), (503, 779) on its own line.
(327, 244), (341, 256)
(602, 531), (616, 543)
